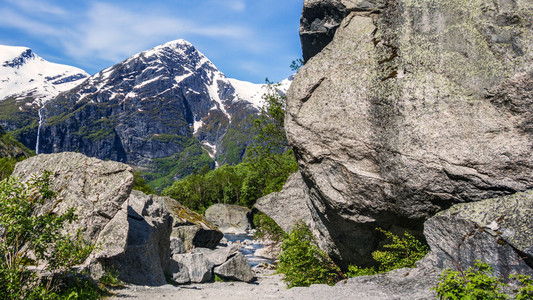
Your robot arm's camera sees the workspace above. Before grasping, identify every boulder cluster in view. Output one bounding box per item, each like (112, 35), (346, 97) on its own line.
(12, 152), (255, 286)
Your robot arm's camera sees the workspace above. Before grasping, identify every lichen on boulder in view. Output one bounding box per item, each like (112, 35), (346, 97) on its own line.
(421, 190), (533, 277)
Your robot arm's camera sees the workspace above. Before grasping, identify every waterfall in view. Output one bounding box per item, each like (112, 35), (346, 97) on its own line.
(35, 107), (43, 154)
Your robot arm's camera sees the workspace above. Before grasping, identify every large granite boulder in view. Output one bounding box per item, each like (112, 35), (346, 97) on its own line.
(255, 172), (314, 233)
(160, 197), (223, 251)
(205, 204), (252, 234)
(421, 190), (533, 277)
(287, 0), (533, 267)
(12, 153), (133, 261)
(12, 153), (173, 285)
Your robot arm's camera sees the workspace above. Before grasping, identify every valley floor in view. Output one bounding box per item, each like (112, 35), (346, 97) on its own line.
(109, 267), (439, 300)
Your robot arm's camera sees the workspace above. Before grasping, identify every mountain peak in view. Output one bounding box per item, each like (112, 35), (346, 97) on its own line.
(0, 45), (35, 68)
(0, 44), (89, 104)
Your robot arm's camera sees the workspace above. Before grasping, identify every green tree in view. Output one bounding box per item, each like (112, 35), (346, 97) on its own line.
(246, 80), (298, 195)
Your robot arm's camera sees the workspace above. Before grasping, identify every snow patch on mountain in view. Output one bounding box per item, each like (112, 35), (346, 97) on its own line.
(0, 45), (89, 106)
(228, 75), (293, 109)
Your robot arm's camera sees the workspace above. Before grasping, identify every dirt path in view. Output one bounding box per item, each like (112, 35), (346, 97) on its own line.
(109, 272), (295, 300)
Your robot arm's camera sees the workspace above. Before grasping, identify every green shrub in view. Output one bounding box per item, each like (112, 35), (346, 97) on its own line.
(132, 170), (156, 195)
(98, 267), (123, 288)
(253, 212), (285, 244)
(345, 228), (429, 278)
(0, 171), (96, 299)
(434, 261), (509, 300)
(511, 274), (533, 300)
(277, 221), (342, 288)
(0, 157), (18, 180)
(345, 265), (377, 277)
(434, 262), (533, 300)
(372, 228), (429, 272)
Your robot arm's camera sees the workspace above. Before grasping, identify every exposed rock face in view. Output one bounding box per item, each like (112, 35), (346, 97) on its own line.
(255, 172), (314, 233)
(12, 153), (172, 286)
(160, 196), (223, 250)
(288, 0), (533, 267)
(421, 190), (533, 277)
(214, 252), (255, 283)
(205, 204), (252, 234)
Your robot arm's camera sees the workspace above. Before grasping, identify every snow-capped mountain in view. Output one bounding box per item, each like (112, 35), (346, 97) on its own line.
(0, 45), (88, 105)
(37, 39), (291, 187)
(0, 45), (89, 151)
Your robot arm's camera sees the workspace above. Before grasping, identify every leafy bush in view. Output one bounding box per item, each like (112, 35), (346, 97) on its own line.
(253, 212), (285, 244)
(0, 171), (96, 299)
(372, 228), (429, 272)
(434, 261), (533, 300)
(132, 170), (156, 195)
(511, 274), (533, 300)
(277, 221), (343, 288)
(345, 265), (377, 277)
(345, 228), (429, 278)
(434, 262), (508, 300)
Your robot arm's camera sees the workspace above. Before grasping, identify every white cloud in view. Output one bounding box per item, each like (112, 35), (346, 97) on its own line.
(228, 0), (246, 12)
(0, 9), (64, 38)
(64, 2), (254, 63)
(4, 0), (67, 16)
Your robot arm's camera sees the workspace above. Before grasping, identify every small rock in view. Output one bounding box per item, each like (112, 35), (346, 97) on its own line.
(172, 253), (214, 283)
(214, 253), (255, 282)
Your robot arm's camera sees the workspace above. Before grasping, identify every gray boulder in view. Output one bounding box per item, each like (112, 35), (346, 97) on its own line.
(421, 190), (533, 277)
(12, 153), (173, 286)
(205, 204), (252, 234)
(287, 0), (533, 267)
(193, 244), (240, 266)
(103, 191), (172, 286)
(287, 266), (439, 300)
(167, 259), (191, 284)
(160, 197), (223, 250)
(171, 253), (214, 283)
(12, 152), (133, 260)
(255, 172), (314, 233)
(214, 252), (255, 283)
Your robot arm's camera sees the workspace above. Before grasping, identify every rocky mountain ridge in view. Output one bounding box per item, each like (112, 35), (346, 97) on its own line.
(1, 41), (291, 188)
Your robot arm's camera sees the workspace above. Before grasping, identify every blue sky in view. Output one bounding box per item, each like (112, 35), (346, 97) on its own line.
(0, 0), (303, 83)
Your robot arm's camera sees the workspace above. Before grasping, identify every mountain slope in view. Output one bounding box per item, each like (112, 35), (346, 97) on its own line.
(0, 45), (89, 149)
(37, 39), (290, 189)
